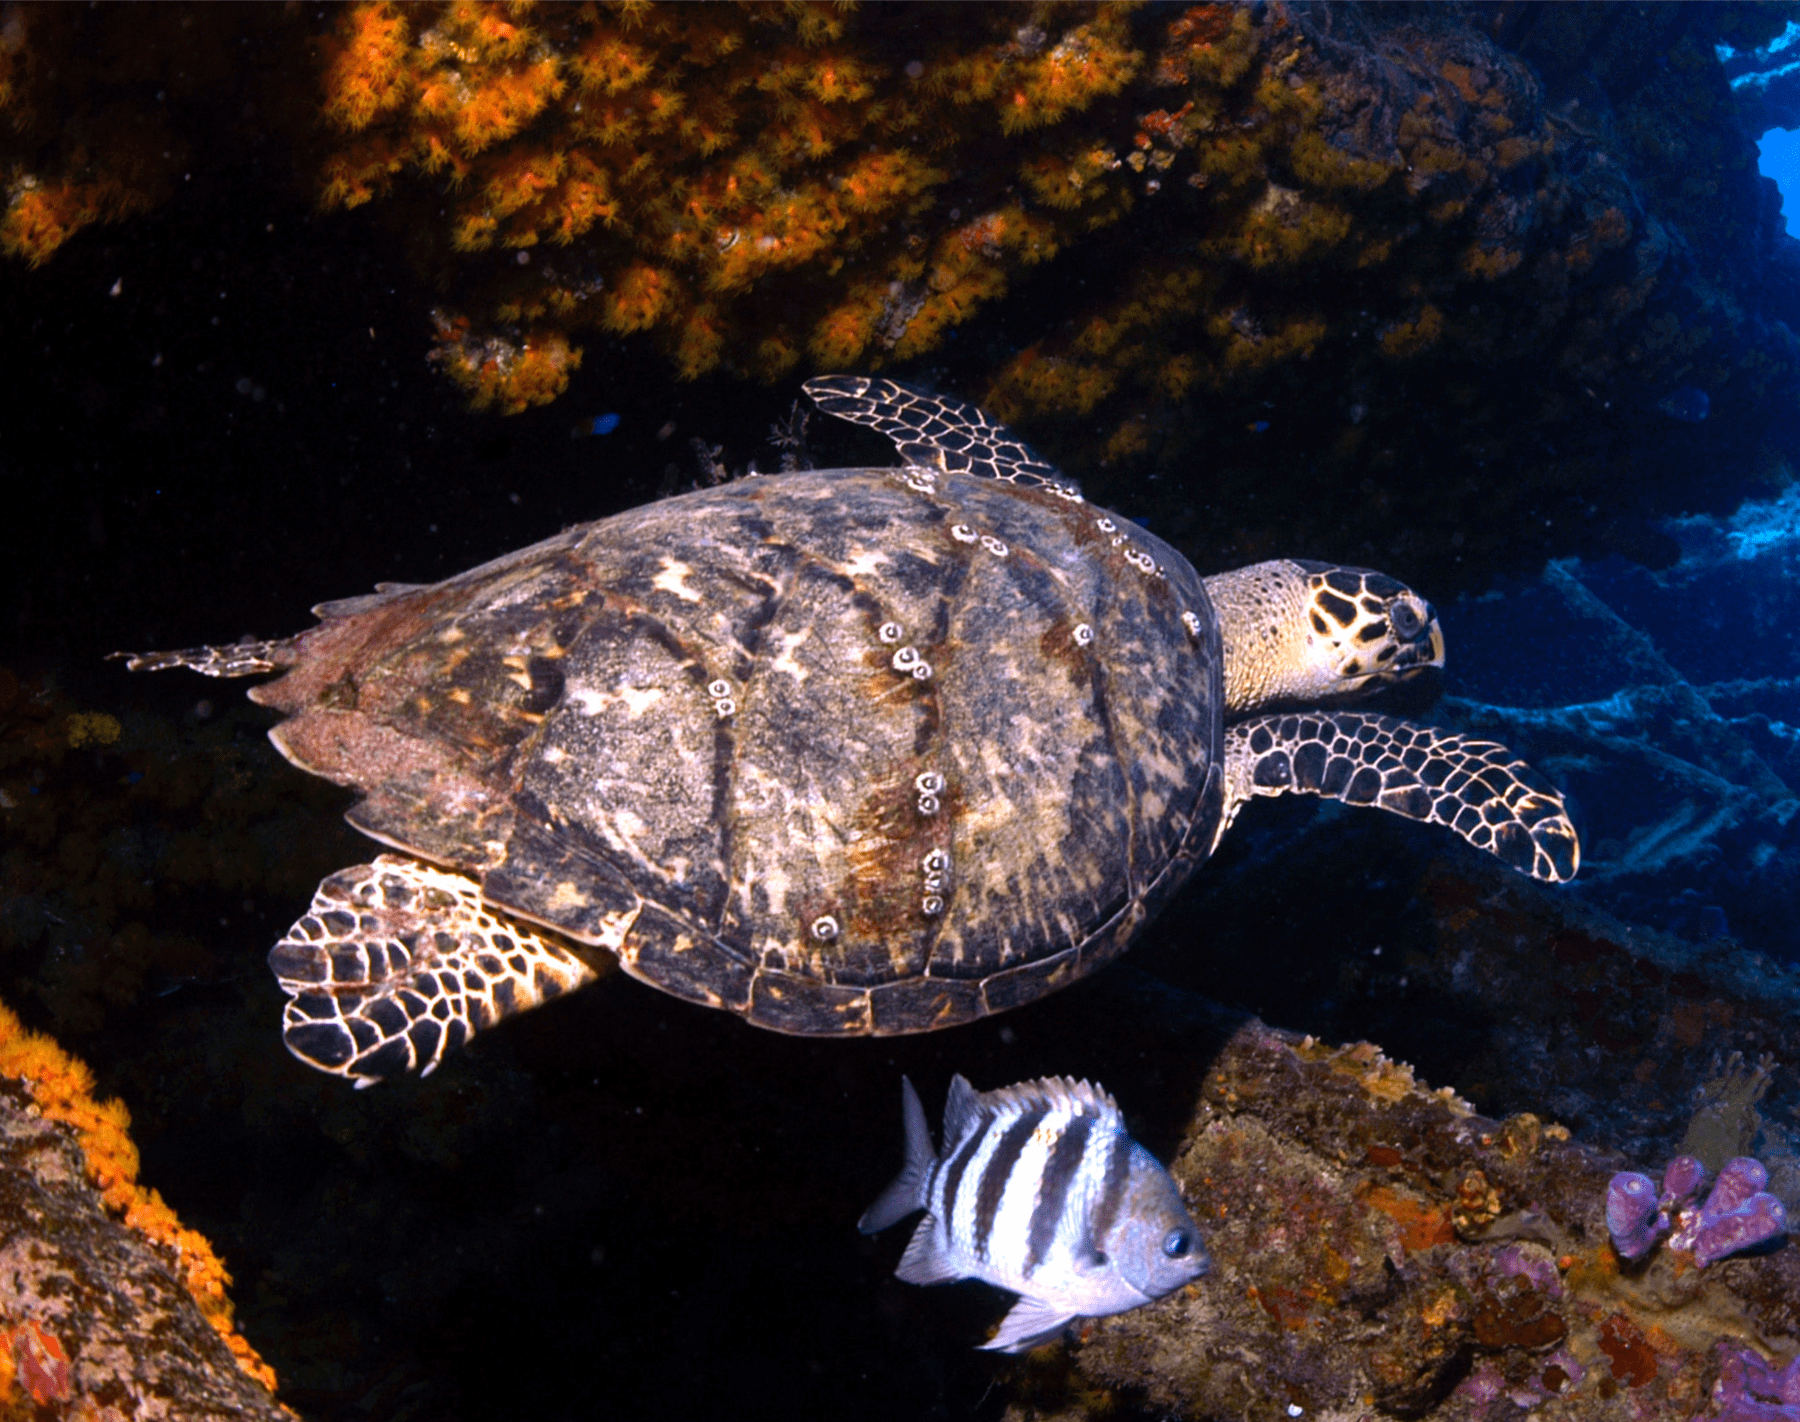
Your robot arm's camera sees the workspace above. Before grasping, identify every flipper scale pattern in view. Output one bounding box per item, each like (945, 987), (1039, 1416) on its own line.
(802, 375), (1070, 491)
(1224, 711), (1579, 882)
(269, 854), (599, 1086)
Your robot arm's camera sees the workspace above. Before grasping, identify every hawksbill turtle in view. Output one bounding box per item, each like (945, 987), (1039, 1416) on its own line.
(120, 377), (1577, 1085)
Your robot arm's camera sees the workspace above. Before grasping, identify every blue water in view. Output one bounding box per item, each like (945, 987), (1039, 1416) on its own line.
(1761, 127), (1800, 229)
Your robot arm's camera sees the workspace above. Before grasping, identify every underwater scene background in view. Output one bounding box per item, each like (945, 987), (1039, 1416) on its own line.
(3, 3), (1800, 1419)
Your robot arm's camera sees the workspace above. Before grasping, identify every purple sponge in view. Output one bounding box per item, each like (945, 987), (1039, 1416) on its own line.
(1606, 1171), (1664, 1261)
(1709, 1342), (1800, 1421)
(1606, 1155), (1788, 1267)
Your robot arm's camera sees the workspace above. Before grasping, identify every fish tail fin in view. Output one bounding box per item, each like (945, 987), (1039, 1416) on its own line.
(858, 1076), (936, 1234)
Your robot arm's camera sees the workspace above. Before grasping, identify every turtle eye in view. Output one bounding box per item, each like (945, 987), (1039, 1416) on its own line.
(1390, 599), (1424, 640)
(1162, 1229), (1191, 1258)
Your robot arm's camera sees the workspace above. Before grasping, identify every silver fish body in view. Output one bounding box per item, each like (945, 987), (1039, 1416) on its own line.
(859, 1074), (1208, 1352)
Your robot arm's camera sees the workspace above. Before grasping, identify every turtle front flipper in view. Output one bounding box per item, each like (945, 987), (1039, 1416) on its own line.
(268, 855), (603, 1086)
(108, 639), (296, 677)
(1219, 712), (1579, 883)
(803, 375), (1072, 491)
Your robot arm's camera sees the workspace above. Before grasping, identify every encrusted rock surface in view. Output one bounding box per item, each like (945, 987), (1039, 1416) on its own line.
(1006, 1019), (1799, 1422)
(0, 1077), (290, 1421)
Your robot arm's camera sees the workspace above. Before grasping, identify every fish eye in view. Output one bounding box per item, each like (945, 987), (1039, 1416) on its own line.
(1162, 1229), (1191, 1258)
(1390, 599), (1424, 639)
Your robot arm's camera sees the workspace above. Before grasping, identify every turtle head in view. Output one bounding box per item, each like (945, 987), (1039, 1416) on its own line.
(1292, 560), (1444, 698)
(1206, 559), (1444, 714)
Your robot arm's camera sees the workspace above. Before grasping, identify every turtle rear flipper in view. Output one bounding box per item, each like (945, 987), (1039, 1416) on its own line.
(108, 639), (296, 677)
(268, 855), (602, 1087)
(1220, 711), (1579, 883)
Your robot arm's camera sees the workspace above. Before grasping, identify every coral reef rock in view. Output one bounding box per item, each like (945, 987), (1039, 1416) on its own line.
(1006, 1016), (1799, 1422)
(0, 1074), (290, 1420)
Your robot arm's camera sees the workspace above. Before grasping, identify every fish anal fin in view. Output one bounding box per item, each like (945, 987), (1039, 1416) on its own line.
(981, 1297), (1079, 1353)
(894, 1218), (962, 1287)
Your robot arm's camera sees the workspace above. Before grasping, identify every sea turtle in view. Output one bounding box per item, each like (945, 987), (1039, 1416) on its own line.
(120, 377), (1578, 1086)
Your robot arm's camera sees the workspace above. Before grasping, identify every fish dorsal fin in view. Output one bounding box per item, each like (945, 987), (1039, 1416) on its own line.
(974, 1075), (1121, 1122)
(941, 1073), (983, 1145)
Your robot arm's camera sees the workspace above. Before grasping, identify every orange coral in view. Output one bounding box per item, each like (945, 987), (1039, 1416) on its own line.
(0, 997), (278, 1394)
(1, 173), (156, 268)
(321, 1), (414, 131)
(299, 1), (1147, 399)
(429, 310), (583, 413)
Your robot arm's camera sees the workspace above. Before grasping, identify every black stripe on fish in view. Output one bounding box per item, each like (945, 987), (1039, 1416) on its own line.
(1025, 1113), (1093, 1275)
(975, 1107), (1045, 1260)
(939, 1107), (993, 1229)
(1088, 1128), (1133, 1252)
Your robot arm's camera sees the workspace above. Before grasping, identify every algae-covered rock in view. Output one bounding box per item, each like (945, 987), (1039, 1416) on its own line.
(1008, 1020), (1798, 1422)
(0, 1075), (290, 1421)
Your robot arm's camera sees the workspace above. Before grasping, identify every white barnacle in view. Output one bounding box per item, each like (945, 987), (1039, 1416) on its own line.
(713, 697), (737, 718)
(915, 770), (945, 794)
(950, 523), (978, 543)
(707, 678), (732, 699)
(1125, 549), (1157, 574)
(910, 661), (933, 681)
(811, 915), (840, 942)
(1096, 516), (1117, 534)
(979, 535), (1009, 558)
(1181, 609), (1203, 638)
(892, 646), (921, 670)
(1074, 623), (1094, 646)
(878, 621), (904, 644)
(917, 794), (940, 816)
(922, 848), (951, 873)
(1052, 483), (1084, 502)
(921, 894), (945, 916)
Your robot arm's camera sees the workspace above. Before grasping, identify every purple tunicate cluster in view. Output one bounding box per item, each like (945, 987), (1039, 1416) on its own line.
(1706, 1342), (1800, 1422)
(1605, 1155), (1788, 1267)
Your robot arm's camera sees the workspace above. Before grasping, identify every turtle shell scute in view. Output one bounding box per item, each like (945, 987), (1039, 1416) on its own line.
(245, 467), (1226, 1035)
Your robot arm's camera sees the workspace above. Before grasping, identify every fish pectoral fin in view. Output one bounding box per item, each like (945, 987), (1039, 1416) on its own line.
(981, 1297), (1080, 1354)
(1074, 1229), (1109, 1275)
(894, 1218), (963, 1286)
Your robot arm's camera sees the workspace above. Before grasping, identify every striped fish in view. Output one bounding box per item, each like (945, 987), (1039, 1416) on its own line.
(858, 1074), (1208, 1352)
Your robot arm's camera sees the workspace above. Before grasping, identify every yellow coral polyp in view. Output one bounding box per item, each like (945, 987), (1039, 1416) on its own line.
(571, 32), (655, 94)
(673, 303), (726, 379)
(810, 283), (885, 367)
(806, 56), (874, 105)
(319, 138), (408, 210)
(837, 150), (938, 215)
(546, 155), (617, 241)
(451, 59), (565, 152)
(1008, 24), (1141, 133)
(0, 997), (277, 1394)
(1, 178), (149, 267)
(323, 2), (413, 131)
(605, 263), (677, 333)
(452, 0), (535, 62)
(483, 148), (566, 220)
